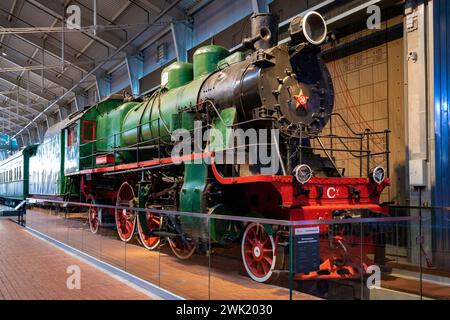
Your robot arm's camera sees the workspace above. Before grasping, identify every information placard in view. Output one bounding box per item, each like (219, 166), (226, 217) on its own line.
(294, 226), (320, 274)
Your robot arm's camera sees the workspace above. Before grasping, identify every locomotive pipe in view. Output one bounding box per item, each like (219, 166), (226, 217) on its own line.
(243, 13), (279, 50)
(289, 11), (328, 45)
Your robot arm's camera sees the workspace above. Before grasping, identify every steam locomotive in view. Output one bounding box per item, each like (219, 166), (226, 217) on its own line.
(0, 11), (389, 283)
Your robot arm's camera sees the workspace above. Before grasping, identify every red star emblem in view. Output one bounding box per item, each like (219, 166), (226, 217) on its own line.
(293, 90), (309, 110)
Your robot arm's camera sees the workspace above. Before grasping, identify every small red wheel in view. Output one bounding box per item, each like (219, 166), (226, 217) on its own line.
(137, 212), (161, 250)
(86, 194), (99, 234)
(115, 182), (137, 242)
(241, 222), (277, 283)
(168, 235), (196, 260)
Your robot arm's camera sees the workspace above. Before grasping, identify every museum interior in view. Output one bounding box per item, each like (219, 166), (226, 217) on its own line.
(1, 0), (450, 301)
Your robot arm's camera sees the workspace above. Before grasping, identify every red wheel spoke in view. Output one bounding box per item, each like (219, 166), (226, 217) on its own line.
(263, 256), (273, 265)
(261, 261), (269, 275)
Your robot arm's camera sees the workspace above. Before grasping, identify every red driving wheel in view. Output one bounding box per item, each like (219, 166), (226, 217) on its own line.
(115, 182), (137, 242)
(137, 212), (161, 250)
(86, 194), (99, 234)
(241, 222), (277, 283)
(168, 234), (196, 260)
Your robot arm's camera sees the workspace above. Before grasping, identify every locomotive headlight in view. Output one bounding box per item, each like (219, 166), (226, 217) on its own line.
(293, 164), (313, 184)
(370, 166), (386, 185)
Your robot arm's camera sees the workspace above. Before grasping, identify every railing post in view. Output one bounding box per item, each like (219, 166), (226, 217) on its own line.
(114, 133), (117, 165)
(385, 130), (390, 178)
(359, 135), (363, 177)
(91, 141), (94, 169)
(365, 129), (371, 176)
(137, 124), (140, 163)
(158, 118), (161, 160)
(299, 125), (303, 165)
(289, 225), (293, 301)
(330, 114), (334, 159)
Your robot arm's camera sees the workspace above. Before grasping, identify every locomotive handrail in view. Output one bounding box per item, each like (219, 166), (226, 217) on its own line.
(74, 98), (390, 180)
(315, 136), (342, 177)
(76, 109), (278, 170)
(329, 113), (363, 136)
(26, 198), (420, 226)
(314, 111), (391, 178)
(300, 144), (370, 156)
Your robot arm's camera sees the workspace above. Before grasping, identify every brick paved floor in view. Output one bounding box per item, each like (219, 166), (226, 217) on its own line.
(25, 209), (320, 300)
(0, 219), (153, 300)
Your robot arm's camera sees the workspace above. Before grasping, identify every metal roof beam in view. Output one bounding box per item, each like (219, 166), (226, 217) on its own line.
(0, 49), (74, 91)
(186, 0), (213, 16)
(0, 71), (58, 104)
(74, 0), (132, 59)
(0, 100), (35, 123)
(9, 0), (182, 139)
(8, 0), (22, 22)
(28, 0), (124, 50)
(0, 71), (59, 103)
(10, 0), (183, 138)
(132, 0), (163, 14)
(0, 114), (24, 130)
(0, 93), (43, 115)
(0, 12), (90, 74)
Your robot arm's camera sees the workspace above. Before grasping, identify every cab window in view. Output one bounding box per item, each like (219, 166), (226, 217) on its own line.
(82, 120), (95, 143)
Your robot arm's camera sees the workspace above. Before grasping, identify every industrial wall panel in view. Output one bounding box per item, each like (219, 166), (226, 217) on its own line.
(317, 17), (405, 204)
(433, 0), (450, 266)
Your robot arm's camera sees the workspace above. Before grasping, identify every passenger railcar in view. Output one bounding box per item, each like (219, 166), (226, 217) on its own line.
(0, 145), (37, 207)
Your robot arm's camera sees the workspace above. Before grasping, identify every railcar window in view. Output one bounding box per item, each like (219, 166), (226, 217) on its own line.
(67, 126), (78, 147)
(82, 120), (96, 142)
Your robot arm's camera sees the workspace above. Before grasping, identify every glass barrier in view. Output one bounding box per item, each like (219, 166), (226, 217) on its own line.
(208, 216), (294, 300)
(361, 212), (422, 300)
(24, 199), (450, 300)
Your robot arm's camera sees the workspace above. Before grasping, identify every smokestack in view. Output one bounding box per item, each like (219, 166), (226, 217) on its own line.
(243, 13), (279, 51)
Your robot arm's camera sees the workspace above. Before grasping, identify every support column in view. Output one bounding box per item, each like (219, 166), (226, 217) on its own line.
(19, 135), (24, 148)
(95, 73), (112, 101)
(34, 124), (42, 143)
(60, 106), (68, 120)
(26, 129), (32, 144)
(74, 93), (88, 111)
(45, 115), (50, 129)
(171, 20), (193, 62)
(125, 54), (144, 97)
(404, 0), (433, 265)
